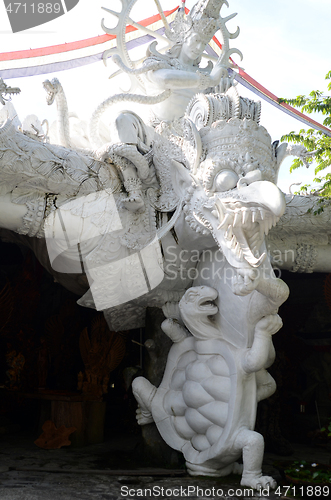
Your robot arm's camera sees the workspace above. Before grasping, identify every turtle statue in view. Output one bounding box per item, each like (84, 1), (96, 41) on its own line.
(132, 285), (282, 489)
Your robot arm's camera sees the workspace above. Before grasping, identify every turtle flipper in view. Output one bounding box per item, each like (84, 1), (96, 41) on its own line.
(132, 376), (156, 425)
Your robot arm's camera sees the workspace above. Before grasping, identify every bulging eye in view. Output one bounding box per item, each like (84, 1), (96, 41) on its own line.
(214, 170), (239, 192)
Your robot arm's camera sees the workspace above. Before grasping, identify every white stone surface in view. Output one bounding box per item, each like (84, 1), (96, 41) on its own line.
(0, 1), (329, 486)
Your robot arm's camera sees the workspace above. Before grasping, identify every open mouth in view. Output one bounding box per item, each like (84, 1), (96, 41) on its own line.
(214, 198), (277, 267)
(208, 180), (286, 268)
(197, 289), (218, 315)
(43, 80), (56, 106)
(0, 79), (21, 105)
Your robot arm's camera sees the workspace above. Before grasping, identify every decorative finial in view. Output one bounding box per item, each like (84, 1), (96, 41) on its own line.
(166, 0), (238, 46)
(179, 0), (186, 11)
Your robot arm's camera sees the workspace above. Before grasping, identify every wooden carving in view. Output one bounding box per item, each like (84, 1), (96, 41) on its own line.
(5, 349), (25, 389)
(34, 420), (76, 449)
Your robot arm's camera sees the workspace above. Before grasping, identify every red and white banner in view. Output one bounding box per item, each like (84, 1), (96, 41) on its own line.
(0, 7), (178, 78)
(1, 5), (330, 137)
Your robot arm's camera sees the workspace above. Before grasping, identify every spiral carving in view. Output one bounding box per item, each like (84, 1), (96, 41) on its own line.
(187, 91), (262, 130)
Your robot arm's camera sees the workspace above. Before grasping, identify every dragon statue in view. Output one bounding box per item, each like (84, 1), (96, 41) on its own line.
(43, 77), (110, 150)
(0, 0), (326, 487)
(0, 78), (20, 105)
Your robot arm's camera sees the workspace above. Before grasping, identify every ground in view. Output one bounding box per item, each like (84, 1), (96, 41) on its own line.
(0, 431), (330, 499)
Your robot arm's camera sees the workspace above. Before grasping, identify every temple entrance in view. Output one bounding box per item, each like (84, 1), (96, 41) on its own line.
(1, 242), (331, 462)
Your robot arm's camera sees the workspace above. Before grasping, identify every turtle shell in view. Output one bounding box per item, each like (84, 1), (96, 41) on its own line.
(151, 335), (257, 466)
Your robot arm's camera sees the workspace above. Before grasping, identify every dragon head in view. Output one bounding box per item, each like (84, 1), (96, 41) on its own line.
(170, 115), (286, 292)
(43, 78), (61, 106)
(0, 78), (21, 106)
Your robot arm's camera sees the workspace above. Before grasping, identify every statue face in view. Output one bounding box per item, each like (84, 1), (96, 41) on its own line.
(181, 33), (206, 61)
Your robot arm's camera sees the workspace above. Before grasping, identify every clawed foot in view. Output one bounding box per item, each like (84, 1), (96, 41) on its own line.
(122, 190), (145, 211)
(136, 406), (153, 425)
(241, 473), (276, 490)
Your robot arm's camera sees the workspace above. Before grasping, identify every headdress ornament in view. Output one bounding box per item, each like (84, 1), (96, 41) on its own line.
(166, 0), (231, 45)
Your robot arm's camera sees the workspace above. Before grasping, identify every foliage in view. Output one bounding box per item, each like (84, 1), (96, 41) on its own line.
(284, 461), (331, 484)
(280, 71), (331, 199)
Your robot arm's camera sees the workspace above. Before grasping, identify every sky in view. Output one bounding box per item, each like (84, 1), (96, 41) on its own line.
(0, 0), (330, 192)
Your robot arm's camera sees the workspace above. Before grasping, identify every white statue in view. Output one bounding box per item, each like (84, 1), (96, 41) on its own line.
(21, 114), (48, 142)
(90, 0), (242, 210)
(0, 1), (323, 487)
(133, 286), (283, 488)
(43, 78), (110, 149)
(0, 78), (20, 106)
(0, 62), (303, 330)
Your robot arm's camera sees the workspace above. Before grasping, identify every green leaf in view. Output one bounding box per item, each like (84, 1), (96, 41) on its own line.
(282, 70), (331, 197)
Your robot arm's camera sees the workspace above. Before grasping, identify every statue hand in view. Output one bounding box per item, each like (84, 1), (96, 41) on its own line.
(210, 64), (233, 93)
(218, 75), (234, 94)
(162, 301), (181, 320)
(232, 268), (260, 296)
(255, 314), (283, 337)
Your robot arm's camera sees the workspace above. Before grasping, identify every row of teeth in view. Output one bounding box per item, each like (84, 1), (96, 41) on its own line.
(212, 207), (278, 234)
(212, 206), (279, 262)
(224, 231), (244, 259)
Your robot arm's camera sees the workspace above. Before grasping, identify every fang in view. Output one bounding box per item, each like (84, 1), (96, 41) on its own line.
(218, 213), (232, 230)
(225, 226), (233, 240)
(242, 208), (249, 224)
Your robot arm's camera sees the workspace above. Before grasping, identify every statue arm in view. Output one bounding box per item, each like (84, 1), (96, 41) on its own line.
(256, 277), (289, 307)
(148, 68), (204, 90)
(241, 315), (282, 374)
(256, 369), (276, 402)
(161, 318), (190, 343)
(265, 339), (276, 369)
(148, 65), (227, 91)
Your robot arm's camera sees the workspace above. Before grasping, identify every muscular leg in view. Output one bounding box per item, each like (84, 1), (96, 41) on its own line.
(111, 112), (153, 211)
(242, 315), (282, 374)
(115, 112), (150, 155)
(234, 429), (276, 489)
(114, 113), (142, 145)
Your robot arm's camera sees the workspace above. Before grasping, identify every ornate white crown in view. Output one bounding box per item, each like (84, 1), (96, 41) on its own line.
(200, 117), (278, 184)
